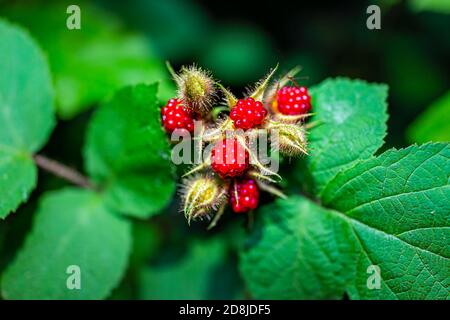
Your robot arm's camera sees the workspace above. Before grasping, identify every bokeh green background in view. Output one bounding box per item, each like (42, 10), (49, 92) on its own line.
(0, 0), (448, 299)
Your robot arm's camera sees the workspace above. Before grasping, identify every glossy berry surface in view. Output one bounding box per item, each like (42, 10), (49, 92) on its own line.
(230, 97), (267, 130)
(161, 98), (195, 133)
(211, 138), (249, 178)
(276, 86), (311, 115)
(230, 179), (260, 213)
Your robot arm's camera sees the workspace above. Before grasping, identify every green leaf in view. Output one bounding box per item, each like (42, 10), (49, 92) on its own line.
(240, 196), (358, 299)
(3, 2), (174, 119)
(407, 91), (450, 143)
(84, 84), (175, 218)
(138, 238), (243, 300)
(1, 188), (131, 299)
(302, 78), (388, 195)
(242, 143), (450, 300)
(0, 155), (36, 220)
(321, 143), (450, 299)
(0, 19), (55, 218)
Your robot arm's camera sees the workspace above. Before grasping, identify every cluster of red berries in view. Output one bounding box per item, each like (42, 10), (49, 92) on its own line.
(161, 64), (311, 227)
(161, 88), (311, 136)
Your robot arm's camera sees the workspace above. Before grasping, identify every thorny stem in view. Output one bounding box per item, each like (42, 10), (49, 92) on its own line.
(33, 154), (95, 190)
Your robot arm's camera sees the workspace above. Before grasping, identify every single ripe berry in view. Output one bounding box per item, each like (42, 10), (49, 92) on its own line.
(161, 98), (195, 133)
(230, 97), (267, 130)
(211, 138), (249, 178)
(276, 86), (311, 115)
(230, 179), (260, 213)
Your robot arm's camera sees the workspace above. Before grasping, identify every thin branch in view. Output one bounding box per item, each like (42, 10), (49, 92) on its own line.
(33, 154), (95, 190)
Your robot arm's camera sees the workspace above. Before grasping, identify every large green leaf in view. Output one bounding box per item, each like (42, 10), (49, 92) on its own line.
(3, 1), (174, 119)
(84, 84), (175, 218)
(241, 143), (449, 300)
(322, 143), (450, 299)
(407, 91), (450, 143)
(138, 238), (243, 299)
(302, 78), (388, 195)
(240, 196), (357, 299)
(1, 188), (131, 299)
(0, 19), (55, 218)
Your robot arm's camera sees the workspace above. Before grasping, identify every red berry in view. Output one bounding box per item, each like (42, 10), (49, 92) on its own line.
(276, 86), (311, 115)
(230, 179), (259, 213)
(211, 138), (249, 178)
(161, 98), (196, 134)
(230, 97), (267, 130)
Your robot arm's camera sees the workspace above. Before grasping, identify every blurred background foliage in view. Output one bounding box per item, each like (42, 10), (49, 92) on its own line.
(0, 0), (448, 299)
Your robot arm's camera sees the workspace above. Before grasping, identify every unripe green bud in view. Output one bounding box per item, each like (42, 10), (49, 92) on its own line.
(181, 175), (226, 224)
(266, 121), (308, 157)
(171, 64), (216, 114)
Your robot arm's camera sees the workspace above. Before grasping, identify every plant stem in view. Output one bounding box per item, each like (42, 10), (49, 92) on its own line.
(33, 154), (95, 190)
